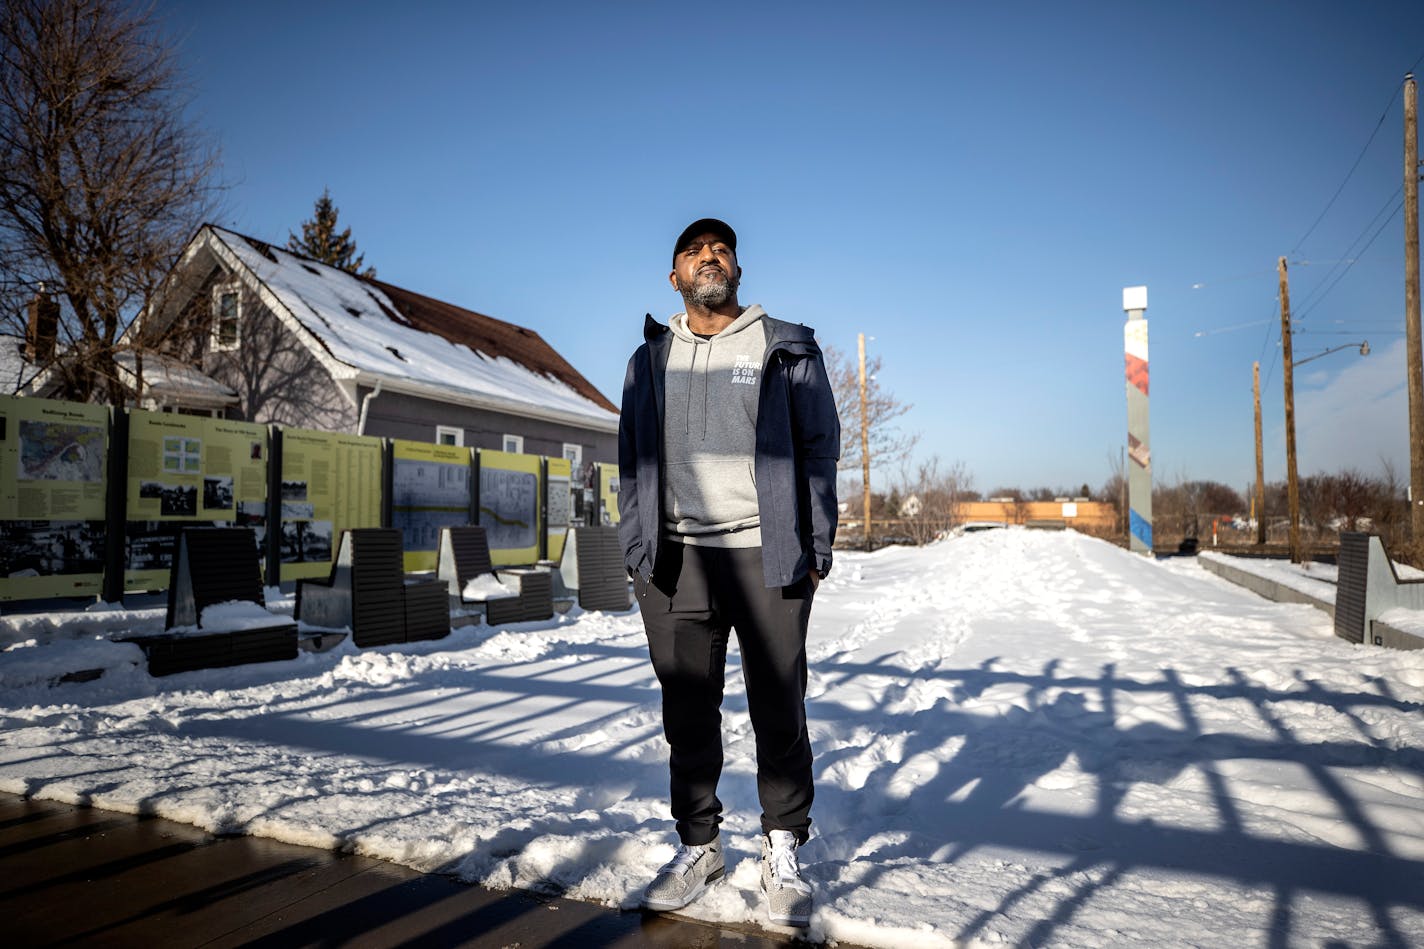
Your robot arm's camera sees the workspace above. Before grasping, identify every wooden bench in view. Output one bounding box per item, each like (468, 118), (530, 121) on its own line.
(296, 528), (449, 647)
(126, 527), (297, 677)
(544, 526), (630, 613)
(436, 526), (553, 625)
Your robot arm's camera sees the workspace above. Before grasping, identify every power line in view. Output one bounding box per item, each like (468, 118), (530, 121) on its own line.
(1289, 62), (1417, 255)
(1188, 267), (1278, 290)
(1296, 198), (1404, 319)
(1293, 184), (1403, 315)
(1257, 296), (1282, 396)
(1258, 52), (1423, 410)
(1192, 318), (1271, 338)
(1295, 329), (1405, 336)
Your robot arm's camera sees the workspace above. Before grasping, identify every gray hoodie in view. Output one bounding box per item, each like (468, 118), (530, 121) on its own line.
(661, 304), (768, 546)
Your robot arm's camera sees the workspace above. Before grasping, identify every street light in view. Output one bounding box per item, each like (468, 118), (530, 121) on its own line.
(1294, 340), (1370, 367)
(1282, 335), (1370, 561)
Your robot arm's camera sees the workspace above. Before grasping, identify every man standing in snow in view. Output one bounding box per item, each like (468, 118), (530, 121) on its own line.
(617, 218), (840, 927)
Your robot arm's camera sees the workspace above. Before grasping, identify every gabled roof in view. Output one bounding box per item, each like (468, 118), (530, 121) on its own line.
(194, 227), (617, 430)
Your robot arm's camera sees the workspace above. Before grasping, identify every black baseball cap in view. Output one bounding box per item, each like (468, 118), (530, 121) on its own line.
(673, 218), (736, 261)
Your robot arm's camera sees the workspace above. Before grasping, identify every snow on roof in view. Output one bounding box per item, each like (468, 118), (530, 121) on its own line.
(0, 334), (42, 395)
(209, 228), (617, 427)
(112, 350), (237, 405)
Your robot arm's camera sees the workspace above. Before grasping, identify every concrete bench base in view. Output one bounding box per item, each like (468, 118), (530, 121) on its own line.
(125, 624), (299, 677)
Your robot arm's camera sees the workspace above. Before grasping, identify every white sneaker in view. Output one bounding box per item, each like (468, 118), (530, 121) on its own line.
(641, 840), (725, 911)
(760, 830), (812, 926)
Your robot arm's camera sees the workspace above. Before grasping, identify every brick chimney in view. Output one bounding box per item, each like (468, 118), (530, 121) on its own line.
(25, 288), (58, 363)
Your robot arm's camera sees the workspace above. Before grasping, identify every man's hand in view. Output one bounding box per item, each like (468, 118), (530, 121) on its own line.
(809, 568), (821, 592)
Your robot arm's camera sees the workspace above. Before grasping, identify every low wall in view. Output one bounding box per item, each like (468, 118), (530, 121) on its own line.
(1370, 620), (1424, 651)
(1198, 556), (1335, 618)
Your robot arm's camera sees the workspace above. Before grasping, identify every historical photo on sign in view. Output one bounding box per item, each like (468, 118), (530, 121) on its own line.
(127, 521), (180, 571)
(547, 476), (573, 528)
(281, 480), (308, 501)
(236, 500), (267, 547)
(0, 521), (104, 577)
(18, 420), (105, 482)
(479, 467), (537, 551)
(236, 500), (265, 524)
(203, 475), (233, 510)
(162, 435), (202, 474)
(279, 519), (333, 563)
(139, 480), (165, 499)
(281, 501), (315, 519)
(160, 484), (197, 517)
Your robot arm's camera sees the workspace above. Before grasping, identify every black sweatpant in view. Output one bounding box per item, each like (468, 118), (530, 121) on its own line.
(636, 542), (815, 847)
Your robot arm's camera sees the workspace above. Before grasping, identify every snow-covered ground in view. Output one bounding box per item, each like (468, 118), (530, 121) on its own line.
(2, 529), (1422, 948)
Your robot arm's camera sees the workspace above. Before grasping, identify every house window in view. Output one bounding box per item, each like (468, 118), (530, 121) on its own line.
(562, 443), (582, 468)
(211, 285), (240, 351)
(436, 425), (463, 447)
(502, 434), (524, 454)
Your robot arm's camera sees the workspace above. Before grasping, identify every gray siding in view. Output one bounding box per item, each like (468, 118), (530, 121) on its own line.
(203, 290), (357, 432)
(360, 386), (616, 462)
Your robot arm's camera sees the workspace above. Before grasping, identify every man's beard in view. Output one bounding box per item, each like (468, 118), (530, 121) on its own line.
(681, 269), (739, 309)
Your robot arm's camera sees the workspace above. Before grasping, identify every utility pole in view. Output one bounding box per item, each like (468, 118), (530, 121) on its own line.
(1254, 361), (1266, 545)
(1280, 256), (1302, 563)
(1405, 74), (1423, 561)
(858, 333), (871, 551)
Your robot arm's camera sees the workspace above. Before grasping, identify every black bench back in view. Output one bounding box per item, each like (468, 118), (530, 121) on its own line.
(440, 526), (496, 596)
(570, 527), (630, 612)
(348, 529), (407, 647)
(166, 527), (266, 630)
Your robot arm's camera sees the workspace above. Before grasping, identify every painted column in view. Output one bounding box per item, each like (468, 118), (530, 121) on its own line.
(1123, 286), (1152, 554)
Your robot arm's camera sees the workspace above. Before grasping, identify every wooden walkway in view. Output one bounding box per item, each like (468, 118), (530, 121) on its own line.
(0, 794), (817, 948)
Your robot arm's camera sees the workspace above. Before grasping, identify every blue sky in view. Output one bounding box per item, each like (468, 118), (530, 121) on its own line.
(160, 0), (1424, 497)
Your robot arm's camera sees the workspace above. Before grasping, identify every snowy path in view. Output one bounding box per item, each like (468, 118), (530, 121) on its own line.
(2, 530), (1422, 947)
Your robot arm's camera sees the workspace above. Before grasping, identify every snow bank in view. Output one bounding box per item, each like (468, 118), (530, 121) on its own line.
(0, 638), (144, 689)
(1, 530), (1421, 947)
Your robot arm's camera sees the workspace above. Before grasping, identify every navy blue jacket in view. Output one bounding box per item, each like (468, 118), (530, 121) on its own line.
(618, 312), (840, 588)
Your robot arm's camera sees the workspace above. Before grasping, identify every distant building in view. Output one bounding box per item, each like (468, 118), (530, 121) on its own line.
(959, 499), (1116, 531)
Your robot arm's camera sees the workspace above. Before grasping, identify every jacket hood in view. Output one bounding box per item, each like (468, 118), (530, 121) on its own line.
(668, 304), (766, 343)
(644, 310), (819, 351)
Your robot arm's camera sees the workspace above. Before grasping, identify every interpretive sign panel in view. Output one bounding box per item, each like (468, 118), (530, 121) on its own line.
(392, 439), (471, 573)
(124, 411), (268, 591)
(546, 456), (572, 563)
(278, 428), (382, 582)
(597, 461), (620, 525)
(0, 396), (109, 600)
(478, 449), (540, 566)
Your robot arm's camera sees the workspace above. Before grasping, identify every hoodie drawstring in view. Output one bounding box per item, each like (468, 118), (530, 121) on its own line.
(683, 336), (714, 438)
(685, 342), (696, 435)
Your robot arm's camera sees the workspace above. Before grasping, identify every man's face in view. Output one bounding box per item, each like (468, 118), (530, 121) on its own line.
(670, 233), (740, 309)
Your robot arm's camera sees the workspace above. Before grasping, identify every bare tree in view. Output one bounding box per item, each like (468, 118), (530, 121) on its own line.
(1102, 449), (1126, 537)
(0, 0), (219, 405)
(897, 456), (970, 544)
(822, 343), (917, 476)
(167, 284), (355, 430)
(1372, 457), (1407, 550)
(1331, 469), (1374, 533)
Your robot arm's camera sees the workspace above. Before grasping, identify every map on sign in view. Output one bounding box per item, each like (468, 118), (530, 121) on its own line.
(480, 467), (536, 551)
(18, 421), (105, 482)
